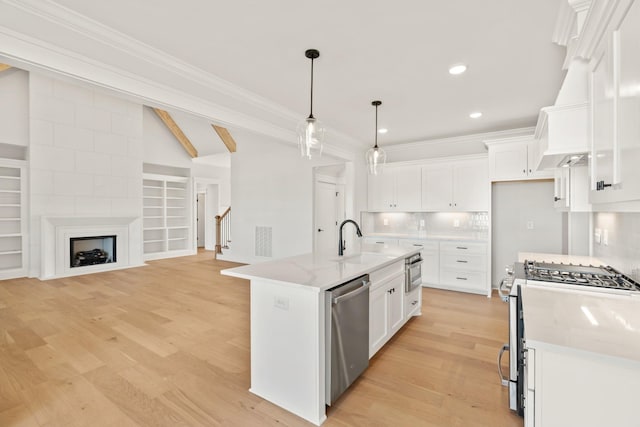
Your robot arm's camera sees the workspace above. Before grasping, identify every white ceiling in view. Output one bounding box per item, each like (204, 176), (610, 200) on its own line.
(2, 0), (567, 150)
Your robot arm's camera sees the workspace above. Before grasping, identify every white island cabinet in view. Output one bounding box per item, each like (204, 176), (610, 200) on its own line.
(221, 245), (420, 425)
(521, 286), (640, 427)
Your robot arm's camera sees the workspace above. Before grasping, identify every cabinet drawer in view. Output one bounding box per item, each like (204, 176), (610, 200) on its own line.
(398, 239), (438, 252)
(404, 287), (421, 319)
(441, 253), (486, 272)
(440, 241), (486, 255)
(369, 261), (404, 288)
(363, 237), (399, 247)
(440, 269), (487, 291)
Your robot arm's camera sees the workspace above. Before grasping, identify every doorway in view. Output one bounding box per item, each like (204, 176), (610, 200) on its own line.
(197, 192), (205, 248)
(313, 165), (346, 254)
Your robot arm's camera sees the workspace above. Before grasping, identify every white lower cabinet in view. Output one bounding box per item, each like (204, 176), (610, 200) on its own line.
(523, 343), (640, 427)
(369, 271), (404, 357)
(438, 241), (488, 295)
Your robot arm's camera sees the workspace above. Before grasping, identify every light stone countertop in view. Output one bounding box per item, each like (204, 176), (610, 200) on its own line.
(522, 284), (640, 363)
(221, 244), (420, 291)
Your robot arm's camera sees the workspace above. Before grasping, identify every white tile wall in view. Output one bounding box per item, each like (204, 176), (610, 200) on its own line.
(592, 212), (640, 281)
(28, 73), (144, 277)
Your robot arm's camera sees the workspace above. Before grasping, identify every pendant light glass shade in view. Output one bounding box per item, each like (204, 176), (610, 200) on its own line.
(298, 49), (324, 159)
(366, 100), (386, 175)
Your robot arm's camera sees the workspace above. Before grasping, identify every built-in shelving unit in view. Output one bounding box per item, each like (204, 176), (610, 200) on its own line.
(143, 172), (192, 260)
(0, 161), (27, 279)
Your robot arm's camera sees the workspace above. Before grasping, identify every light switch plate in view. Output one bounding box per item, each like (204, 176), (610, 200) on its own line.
(383, 218), (389, 226)
(453, 219), (460, 228)
(274, 296), (289, 310)
(526, 221), (534, 230)
(603, 229), (609, 246)
(594, 228), (601, 244)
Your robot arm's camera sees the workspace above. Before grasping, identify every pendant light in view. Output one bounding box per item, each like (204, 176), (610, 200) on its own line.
(366, 100), (387, 175)
(297, 49), (324, 159)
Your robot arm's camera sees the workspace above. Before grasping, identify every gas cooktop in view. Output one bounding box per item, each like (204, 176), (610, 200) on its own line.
(523, 260), (640, 292)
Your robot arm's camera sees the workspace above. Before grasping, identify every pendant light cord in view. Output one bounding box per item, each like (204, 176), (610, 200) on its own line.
(374, 103), (378, 148)
(309, 57), (315, 119)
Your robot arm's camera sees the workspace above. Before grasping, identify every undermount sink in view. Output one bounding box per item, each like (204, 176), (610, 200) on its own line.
(332, 252), (395, 265)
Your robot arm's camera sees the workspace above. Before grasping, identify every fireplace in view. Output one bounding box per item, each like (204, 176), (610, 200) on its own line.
(40, 216), (144, 279)
(70, 235), (116, 268)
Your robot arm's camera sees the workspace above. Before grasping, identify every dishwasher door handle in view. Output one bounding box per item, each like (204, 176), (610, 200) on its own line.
(332, 281), (371, 305)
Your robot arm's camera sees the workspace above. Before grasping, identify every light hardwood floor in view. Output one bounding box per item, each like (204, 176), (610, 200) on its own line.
(0, 250), (522, 427)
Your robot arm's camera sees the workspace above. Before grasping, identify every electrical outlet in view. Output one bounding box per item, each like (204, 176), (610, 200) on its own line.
(419, 219), (425, 227)
(603, 229), (609, 246)
(274, 296), (289, 310)
(594, 228), (601, 244)
(383, 218), (389, 226)
(526, 221), (534, 230)
(453, 219), (460, 228)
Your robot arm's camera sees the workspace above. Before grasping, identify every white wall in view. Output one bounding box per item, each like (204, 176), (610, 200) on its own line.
(227, 129), (360, 263)
(28, 73), (144, 277)
(491, 180), (565, 286)
(142, 106), (193, 168)
(0, 68), (29, 146)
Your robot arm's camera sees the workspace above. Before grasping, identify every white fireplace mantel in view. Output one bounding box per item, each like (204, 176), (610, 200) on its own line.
(41, 216), (144, 279)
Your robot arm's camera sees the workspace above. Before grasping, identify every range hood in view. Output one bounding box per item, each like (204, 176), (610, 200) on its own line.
(534, 101), (589, 170)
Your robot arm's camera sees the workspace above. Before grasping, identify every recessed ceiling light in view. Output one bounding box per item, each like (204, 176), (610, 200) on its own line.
(469, 112), (482, 119)
(449, 64), (467, 75)
(378, 128), (388, 134)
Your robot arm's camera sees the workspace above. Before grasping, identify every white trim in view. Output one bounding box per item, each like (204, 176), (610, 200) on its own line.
(384, 127), (535, 153)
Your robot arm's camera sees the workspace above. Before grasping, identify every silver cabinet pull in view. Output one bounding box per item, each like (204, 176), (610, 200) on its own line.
(456, 277), (468, 281)
(332, 281), (371, 305)
(456, 260), (468, 263)
(498, 344), (510, 386)
(456, 246), (468, 250)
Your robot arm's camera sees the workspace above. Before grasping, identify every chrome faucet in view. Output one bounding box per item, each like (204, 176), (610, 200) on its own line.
(338, 219), (363, 256)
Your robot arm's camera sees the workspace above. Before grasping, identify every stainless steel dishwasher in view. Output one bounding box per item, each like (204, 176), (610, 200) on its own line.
(325, 274), (370, 405)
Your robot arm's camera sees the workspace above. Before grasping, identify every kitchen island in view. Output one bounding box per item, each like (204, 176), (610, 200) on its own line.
(221, 244), (421, 425)
(521, 285), (640, 426)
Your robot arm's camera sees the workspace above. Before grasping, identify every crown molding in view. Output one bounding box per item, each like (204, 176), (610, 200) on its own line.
(384, 127), (535, 153)
(0, 0), (366, 156)
(573, 0), (627, 61)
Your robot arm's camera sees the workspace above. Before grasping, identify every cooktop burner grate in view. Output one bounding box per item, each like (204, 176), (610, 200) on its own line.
(523, 260), (640, 292)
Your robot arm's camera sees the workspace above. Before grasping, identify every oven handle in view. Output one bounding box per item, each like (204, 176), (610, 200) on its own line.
(498, 278), (511, 302)
(497, 343), (510, 386)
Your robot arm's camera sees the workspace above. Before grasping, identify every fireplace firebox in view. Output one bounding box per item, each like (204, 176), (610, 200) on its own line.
(70, 235), (116, 268)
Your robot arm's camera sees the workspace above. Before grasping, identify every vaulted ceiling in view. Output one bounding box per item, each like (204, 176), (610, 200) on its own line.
(0, 0), (566, 153)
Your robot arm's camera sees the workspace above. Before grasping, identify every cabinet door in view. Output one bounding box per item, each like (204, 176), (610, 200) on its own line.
(591, 40), (616, 193)
(394, 166), (422, 211)
(553, 168), (570, 210)
(453, 160), (489, 211)
(616, 1), (640, 202)
(369, 285), (389, 357)
(421, 165), (453, 211)
(367, 169), (394, 211)
(388, 275), (405, 334)
(488, 141), (528, 181)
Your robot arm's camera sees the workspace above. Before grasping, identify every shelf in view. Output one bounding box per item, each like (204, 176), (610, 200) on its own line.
(0, 250), (21, 255)
(166, 197), (185, 200)
(0, 204), (20, 207)
(144, 239), (165, 244)
(168, 237), (187, 241)
(143, 196), (163, 199)
(143, 227), (165, 231)
(0, 218), (20, 221)
(166, 206), (185, 209)
(0, 176), (20, 180)
(0, 233), (22, 238)
(168, 226), (189, 229)
(143, 216), (163, 219)
(143, 185), (163, 189)
(0, 190), (20, 194)
(167, 215), (185, 219)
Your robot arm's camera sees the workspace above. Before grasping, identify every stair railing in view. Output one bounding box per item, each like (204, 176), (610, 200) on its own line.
(215, 207), (231, 255)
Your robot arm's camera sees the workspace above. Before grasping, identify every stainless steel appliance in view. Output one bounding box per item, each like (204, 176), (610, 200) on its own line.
(405, 253), (423, 293)
(325, 274), (370, 405)
(497, 260), (640, 417)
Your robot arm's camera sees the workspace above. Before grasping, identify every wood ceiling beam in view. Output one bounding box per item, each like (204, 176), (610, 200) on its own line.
(212, 124), (237, 153)
(0, 63), (12, 72)
(152, 108), (198, 158)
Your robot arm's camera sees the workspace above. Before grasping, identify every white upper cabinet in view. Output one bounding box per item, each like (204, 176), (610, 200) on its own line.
(589, 0), (640, 204)
(368, 165), (421, 211)
(422, 158), (489, 212)
(486, 137), (553, 182)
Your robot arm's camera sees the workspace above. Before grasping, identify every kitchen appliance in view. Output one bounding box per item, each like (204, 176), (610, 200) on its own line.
(497, 260), (640, 417)
(325, 274), (370, 405)
(405, 253), (423, 293)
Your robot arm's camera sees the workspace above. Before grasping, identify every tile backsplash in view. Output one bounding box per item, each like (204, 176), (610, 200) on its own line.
(592, 212), (640, 281)
(361, 211), (489, 238)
